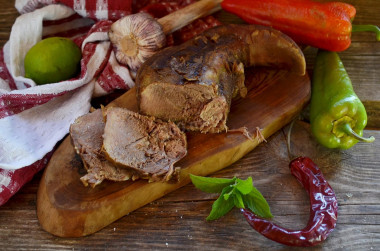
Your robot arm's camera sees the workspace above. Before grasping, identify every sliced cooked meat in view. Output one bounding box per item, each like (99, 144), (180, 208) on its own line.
(102, 107), (187, 181)
(70, 109), (137, 187)
(136, 24), (306, 133)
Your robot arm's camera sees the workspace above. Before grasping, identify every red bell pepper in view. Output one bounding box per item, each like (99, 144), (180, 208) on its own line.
(221, 0), (380, 52)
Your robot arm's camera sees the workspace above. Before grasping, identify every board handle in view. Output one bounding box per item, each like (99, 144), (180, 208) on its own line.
(158, 0), (222, 35)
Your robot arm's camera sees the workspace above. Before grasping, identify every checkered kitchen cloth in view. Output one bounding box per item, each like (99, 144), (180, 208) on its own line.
(0, 0), (134, 205)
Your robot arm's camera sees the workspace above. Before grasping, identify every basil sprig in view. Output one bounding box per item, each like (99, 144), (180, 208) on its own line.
(190, 174), (273, 221)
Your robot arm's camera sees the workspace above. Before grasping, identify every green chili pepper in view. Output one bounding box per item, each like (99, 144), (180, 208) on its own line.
(310, 50), (375, 149)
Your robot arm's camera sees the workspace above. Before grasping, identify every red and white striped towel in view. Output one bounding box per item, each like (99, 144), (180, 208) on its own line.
(0, 1), (134, 205)
(16, 0), (133, 21)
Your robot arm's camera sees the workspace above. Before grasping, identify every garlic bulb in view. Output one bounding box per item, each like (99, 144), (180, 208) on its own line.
(108, 13), (166, 72)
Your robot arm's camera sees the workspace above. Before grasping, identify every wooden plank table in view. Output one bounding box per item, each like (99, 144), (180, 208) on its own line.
(0, 0), (379, 249)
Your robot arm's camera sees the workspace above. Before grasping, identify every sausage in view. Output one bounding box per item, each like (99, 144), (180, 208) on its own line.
(136, 24), (306, 133)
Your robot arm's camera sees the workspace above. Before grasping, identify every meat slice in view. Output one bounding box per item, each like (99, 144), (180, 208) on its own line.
(136, 24), (306, 133)
(102, 107), (187, 181)
(70, 109), (137, 187)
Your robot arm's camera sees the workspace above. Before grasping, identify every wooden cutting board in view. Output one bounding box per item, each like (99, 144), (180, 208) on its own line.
(37, 68), (310, 237)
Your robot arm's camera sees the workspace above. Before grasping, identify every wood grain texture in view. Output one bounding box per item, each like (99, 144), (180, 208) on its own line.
(0, 0), (379, 250)
(1, 123), (379, 250)
(37, 69), (310, 237)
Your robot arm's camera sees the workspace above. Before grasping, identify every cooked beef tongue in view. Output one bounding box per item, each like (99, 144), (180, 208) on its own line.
(70, 109), (137, 187)
(136, 24), (306, 133)
(102, 107), (187, 181)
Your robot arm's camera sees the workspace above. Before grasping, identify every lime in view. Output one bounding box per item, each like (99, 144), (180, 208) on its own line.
(24, 37), (82, 85)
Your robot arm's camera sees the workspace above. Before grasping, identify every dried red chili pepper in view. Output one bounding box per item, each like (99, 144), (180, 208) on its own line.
(174, 16), (221, 44)
(132, 0), (193, 12)
(139, 2), (181, 18)
(241, 157), (338, 246)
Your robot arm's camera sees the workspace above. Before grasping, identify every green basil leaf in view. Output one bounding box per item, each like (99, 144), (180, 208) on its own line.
(206, 187), (235, 221)
(233, 191), (245, 209)
(223, 187), (234, 200)
(191, 174), (272, 221)
(190, 174), (236, 193)
(243, 187), (273, 219)
(235, 177), (253, 195)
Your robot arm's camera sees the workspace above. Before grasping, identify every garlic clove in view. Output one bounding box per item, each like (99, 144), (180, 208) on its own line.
(109, 13), (166, 72)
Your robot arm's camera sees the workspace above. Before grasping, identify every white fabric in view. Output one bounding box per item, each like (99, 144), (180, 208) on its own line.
(0, 82), (93, 169)
(0, 4), (115, 169)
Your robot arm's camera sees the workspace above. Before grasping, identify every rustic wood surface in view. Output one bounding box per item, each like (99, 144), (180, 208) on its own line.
(37, 68), (310, 237)
(0, 0), (379, 250)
